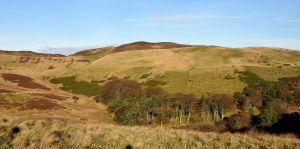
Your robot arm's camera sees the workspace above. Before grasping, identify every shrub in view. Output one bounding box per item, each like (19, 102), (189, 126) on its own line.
(224, 74), (235, 80)
(123, 76), (131, 79)
(140, 73), (150, 79)
(225, 112), (251, 131)
(109, 98), (143, 125)
(259, 108), (281, 127)
(72, 96), (79, 100)
(141, 79), (167, 86)
(235, 70), (265, 86)
(48, 65), (55, 70)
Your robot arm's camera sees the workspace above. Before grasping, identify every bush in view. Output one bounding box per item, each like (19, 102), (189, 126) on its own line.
(108, 98), (143, 125)
(141, 79), (167, 86)
(225, 112), (251, 131)
(72, 96), (79, 100)
(235, 70), (265, 86)
(48, 66), (55, 70)
(259, 108), (281, 127)
(140, 73), (150, 79)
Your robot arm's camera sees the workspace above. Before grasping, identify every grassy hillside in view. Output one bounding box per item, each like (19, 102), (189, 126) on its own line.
(112, 41), (192, 53)
(0, 117), (299, 149)
(1, 43), (299, 97)
(61, 45), (300, 96)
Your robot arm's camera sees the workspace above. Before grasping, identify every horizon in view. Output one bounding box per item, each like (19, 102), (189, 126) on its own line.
(1, 41), (299, 56)
(1, 0), (300, 54)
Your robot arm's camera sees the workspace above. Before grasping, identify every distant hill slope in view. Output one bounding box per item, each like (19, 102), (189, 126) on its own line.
(0, 50), (66, 57)
(71, 47), (113, 57)
(112, 41), (192, 53)
(70, 45), (300, 96)
(1, 42), (300, 96)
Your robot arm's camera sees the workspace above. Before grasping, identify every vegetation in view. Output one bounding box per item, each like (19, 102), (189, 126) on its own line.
(48, 65), (54, 70)
(50, 76), (102, 97)
(102, 70), (300, 135)
(1, 44), (300, 148)
(1, 118), (299, 149)
(72, 96), (79, 101)
(141, 78), (168, 87)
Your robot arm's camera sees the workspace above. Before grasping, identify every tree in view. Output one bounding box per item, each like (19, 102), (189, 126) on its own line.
(139, 96), (162, 124)
(259, 108), (281, 127)
(102, 79), (142, 105)
(142, 86), (167, 99)
(209, 94), (236, 120)
(108, 98), (143, 125)
(225, 112), (251, 131)
(167, 93), (198, 124)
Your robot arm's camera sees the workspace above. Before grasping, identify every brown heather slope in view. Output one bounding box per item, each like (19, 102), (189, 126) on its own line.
(112, 41), (192, 53)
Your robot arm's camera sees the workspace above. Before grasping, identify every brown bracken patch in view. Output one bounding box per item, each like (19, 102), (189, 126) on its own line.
(21, 99), (65, 110)
(0, 98), (64, 110)
(1, 73), (50, 90)
(0, 100), (22, 109)
(0, 88), (15, 93)
(29, 93), (68, 100)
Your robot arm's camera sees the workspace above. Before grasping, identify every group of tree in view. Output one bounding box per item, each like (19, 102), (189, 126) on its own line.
(100, 78), (237, 126)
(100, 72), (300, 133)
(229, 71), (300, 131)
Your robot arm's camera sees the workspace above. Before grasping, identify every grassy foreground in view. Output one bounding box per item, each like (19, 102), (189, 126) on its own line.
(0, 117), (299, 149)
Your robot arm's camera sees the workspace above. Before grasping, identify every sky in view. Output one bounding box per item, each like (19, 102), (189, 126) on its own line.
(0, 0), (300, 54)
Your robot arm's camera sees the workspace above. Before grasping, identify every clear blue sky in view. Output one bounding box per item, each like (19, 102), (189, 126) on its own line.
(0, 0), (300, 54)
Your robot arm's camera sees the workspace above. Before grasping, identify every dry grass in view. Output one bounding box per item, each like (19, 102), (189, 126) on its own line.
(0, 117), (299, 149)
(1, 46), (300, 96)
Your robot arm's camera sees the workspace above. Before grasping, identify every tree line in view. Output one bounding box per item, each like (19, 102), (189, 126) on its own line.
(99, 71), (300, 132)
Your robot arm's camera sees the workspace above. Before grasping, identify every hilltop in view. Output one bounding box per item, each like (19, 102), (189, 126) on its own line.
(113, 41), (192, 53)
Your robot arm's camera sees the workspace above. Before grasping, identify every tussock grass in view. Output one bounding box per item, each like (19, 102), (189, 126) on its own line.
(0, 118), (299, 149)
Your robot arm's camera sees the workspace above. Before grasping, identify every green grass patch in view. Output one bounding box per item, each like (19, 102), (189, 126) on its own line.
(107, 76), (118, 80)
(141, 79), (167, 87)
(235, 69), (265, 85)
(127, 67), (152, 75)
(173, 47), (207, 53)
(50, 76), (102, 97)
(140, 73), (151, 79)
(163, 70), (190, 93)
(245, 66), (300, 81)
(221, 49), (245, 61)
(91, 80), (106, 84)
(123, 76), (131, 79)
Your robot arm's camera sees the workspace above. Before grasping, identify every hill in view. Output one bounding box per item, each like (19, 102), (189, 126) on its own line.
(0, 42), (300, 148)
(113, 41), (192, 53)
(66, 45), (300, 96)
(0, 50), (66, 57)
(1, 43), (300, 97)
